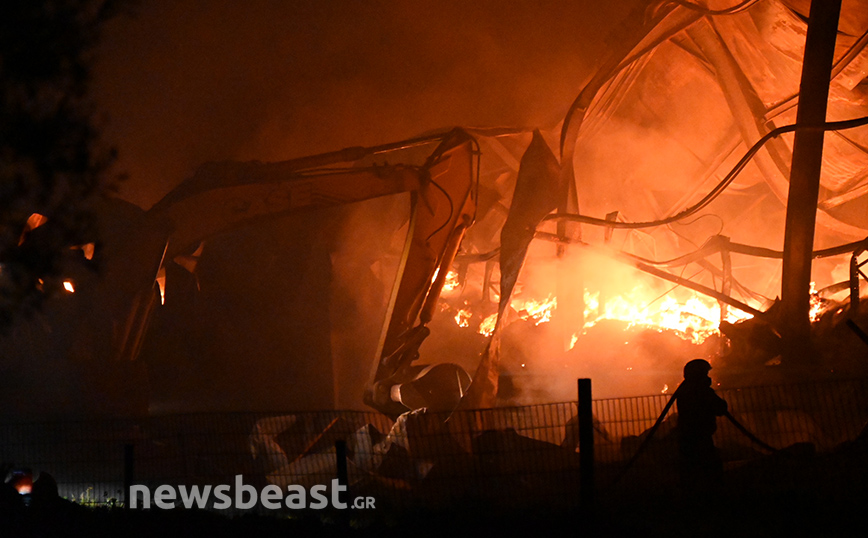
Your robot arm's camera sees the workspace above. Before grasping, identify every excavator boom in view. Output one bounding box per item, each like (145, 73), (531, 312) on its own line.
(104, 129), (478, 416)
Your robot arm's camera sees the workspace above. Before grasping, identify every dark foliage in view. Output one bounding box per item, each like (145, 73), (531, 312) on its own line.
(0, 0), (126, 327)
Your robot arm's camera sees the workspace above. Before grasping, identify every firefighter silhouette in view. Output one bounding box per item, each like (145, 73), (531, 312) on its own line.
(676, 359), (727, 490)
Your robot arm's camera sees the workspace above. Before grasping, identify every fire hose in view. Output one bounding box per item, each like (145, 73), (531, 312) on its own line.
(613, 384), (777, 485)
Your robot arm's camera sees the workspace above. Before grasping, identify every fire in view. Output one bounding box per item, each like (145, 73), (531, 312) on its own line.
(433, 268), (461, 294)
(63, 280), (75, 293)
(156, 266), (166, 305)
(478, 313), (497, 337)
(582, 287), (753, 345)
(454, 308), (471, 328)
(467, 286), (755, 344)
(454, 275), (760, 344)
(473, 295), (558, 336)
(515, 295), (557, 326)
(809, 281), (823, 322)
(442, 270), (460, 292)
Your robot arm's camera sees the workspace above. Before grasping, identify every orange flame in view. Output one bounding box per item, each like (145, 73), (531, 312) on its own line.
(454, 308), (471, 328)
(467, 286), (756, 343)
(809, 281), (823, 322)
(442, 270), (460, 293)
(478, 313), (497, 336)
(474, 295), (558, 336)
(63, 280), (75, 293)
(582, 287), (753, 345)
(515, 295), (557, 325)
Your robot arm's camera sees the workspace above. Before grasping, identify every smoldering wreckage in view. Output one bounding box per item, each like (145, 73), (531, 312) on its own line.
(5, 0), (868, 506)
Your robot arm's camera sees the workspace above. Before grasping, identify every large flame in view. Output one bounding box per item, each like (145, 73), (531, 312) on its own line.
(465, 286), (755, 344)
(475, 295), (558, 337)
(582, 288), (753, 345)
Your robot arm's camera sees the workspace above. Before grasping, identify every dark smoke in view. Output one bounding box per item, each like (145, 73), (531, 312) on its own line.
(92, 0), (645, 209)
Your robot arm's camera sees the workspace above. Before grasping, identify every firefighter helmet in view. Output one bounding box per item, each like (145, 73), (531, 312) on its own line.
(683, 358), (712, 380)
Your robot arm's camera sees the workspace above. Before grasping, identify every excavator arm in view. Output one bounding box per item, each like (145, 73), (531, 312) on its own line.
(106, 129), (478, 417)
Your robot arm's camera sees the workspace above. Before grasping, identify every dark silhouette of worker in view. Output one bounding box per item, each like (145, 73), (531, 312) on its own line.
(676, 359), (727, 492)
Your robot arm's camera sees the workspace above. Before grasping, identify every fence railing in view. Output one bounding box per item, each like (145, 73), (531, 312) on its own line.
(2, 376), (867, 514)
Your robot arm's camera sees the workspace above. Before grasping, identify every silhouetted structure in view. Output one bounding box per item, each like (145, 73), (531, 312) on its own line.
(676, 359), (727, 492)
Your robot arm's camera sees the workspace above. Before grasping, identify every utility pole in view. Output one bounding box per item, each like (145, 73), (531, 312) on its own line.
(780, 0), (841, 367)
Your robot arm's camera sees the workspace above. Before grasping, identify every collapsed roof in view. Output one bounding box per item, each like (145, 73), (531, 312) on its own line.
(500, 0), (868, 305)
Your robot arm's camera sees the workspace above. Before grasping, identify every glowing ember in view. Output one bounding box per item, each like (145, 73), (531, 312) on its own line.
(809, 281), (823, 322)
(26, 213), (47, 231)
(454, 308), (472, 328)
(63, 280), (75, 293)
(474, 295), (557, 336)
(156, 267), (166, 305)
(478, 313), (497, 336)
(662, 384), (669, 394)
(71, 242), (96, 260)
(515, 295), (557, 326)
(442, 270), (460, 292)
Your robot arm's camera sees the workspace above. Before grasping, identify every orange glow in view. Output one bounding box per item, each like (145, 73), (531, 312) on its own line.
(454, 308), (471, 328)
(478, 313), (498, 336)
(63, 280), (75, 293)
(474, 295), (558, 336)
(19, 213), (49, 246)
(515, 295), (557, 326)
(442, 270), (460, 292)
(25, 213), (47, 231)
(809, 281), (823, 322)
(467, 285), (756, 343)
(156, 267), (166, 305)
(72, 242), (96, 260)
(582, 287), (754, 345)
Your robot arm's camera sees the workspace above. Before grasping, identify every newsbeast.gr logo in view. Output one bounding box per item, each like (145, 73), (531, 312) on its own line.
(129, 476), (375, 510)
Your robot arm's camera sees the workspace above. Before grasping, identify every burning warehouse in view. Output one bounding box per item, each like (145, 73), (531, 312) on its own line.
(7, 1), (868, 533)
(1, 0), (868, 422)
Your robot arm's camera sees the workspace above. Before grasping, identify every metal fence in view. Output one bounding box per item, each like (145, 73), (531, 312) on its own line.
(2, 377), (868, 516)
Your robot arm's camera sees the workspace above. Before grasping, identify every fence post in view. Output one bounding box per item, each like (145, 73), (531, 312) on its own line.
(123, 443), (134, 510)
(335, 439), (348, 502)
(578, 378), (594, 509)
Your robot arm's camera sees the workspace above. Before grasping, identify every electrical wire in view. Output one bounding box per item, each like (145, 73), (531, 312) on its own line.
(422, 129), (482, 243)
(544, 116), (868, 230)
(424, 178), (455, 242)
(668, 0), (760, 16)
(672, 213), (725, 233)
